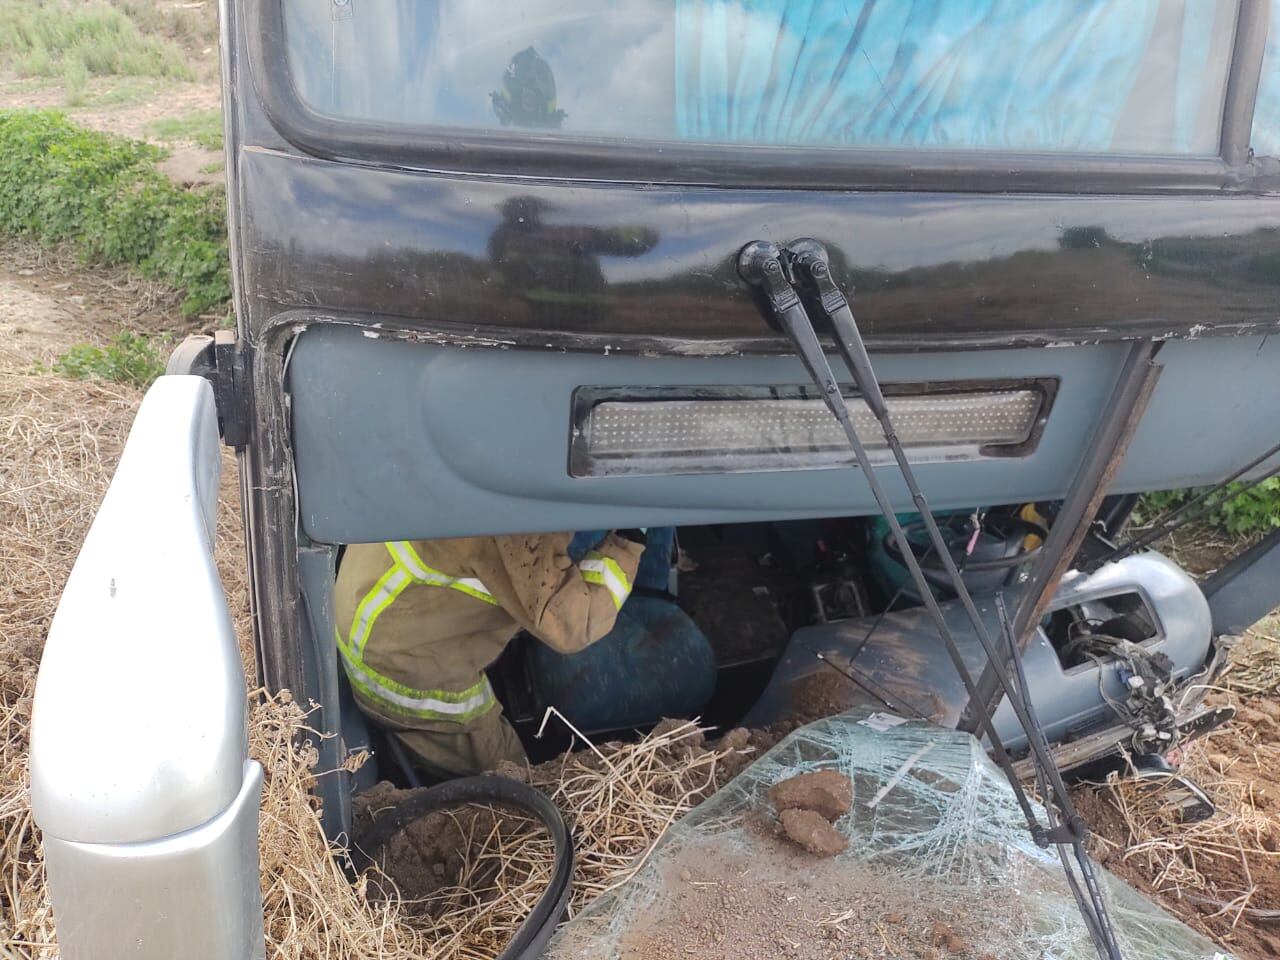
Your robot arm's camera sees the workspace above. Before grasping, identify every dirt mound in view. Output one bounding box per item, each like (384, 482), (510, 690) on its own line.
(617, 843), (1005, 960)
(351, 782), (509, 906)
(769, 769), (854, 857)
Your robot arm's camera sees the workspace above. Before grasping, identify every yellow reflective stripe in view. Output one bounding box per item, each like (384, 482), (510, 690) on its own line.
(448, 578), (499, 605)
(386, 541), (499, 606)
(580, 551), (632, 610)
(349, 563), (412, 655)
(337, 633), (496, 722)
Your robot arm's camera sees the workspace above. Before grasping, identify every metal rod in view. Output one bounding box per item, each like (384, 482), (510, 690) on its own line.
(997, 593), (1121, 954)
(963, 340), (1163, 730)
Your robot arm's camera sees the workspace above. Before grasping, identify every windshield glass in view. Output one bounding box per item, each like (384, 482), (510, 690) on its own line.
(282, 0), (1239, 157)
(1253, 2), (1280, 156)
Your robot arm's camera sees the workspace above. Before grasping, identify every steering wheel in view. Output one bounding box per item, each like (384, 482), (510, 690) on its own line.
(882, 513), (1047, 574)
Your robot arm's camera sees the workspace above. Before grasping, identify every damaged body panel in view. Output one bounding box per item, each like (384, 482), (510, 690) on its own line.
(210, 0), (1280, 844)
(747, 552), (1217, 763)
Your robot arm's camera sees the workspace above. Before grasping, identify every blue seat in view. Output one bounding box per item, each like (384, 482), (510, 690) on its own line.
(526, 592), (717, 733)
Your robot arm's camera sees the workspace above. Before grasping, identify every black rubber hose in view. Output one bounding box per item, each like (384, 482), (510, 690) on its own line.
(351, 775), (574, 960)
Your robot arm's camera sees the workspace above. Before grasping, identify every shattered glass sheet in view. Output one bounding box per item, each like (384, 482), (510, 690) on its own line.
(548, 711), (1231, 960)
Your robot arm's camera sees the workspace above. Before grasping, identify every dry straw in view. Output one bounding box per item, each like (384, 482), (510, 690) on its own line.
(0, 358), (752, 959)
(1080, 629), (1280, 951)
(1, 368), (141, 958)
(256, 695), (746, 960)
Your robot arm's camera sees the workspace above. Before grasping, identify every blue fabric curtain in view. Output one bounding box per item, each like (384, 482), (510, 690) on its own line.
(675, 0), (1181, 151)
(1253, 4), (1280, 157)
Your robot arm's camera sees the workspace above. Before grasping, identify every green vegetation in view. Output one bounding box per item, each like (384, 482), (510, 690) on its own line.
(0, 2), (193, 101)
(1138, 481), (1280, 536)
(51, 331), (168, 387)
(113, 0), (220, 49)
(147, 109), (223, 150)
(0, 110), (230, 315)
(71, 75), (171, 108)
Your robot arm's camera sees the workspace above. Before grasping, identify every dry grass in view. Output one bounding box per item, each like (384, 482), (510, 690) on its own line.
(0, 341), (755, 958)
(1077, 629), (1280, 958)
(254, 698), (749, 960)
(1228, 625), (1280, 700)
(0, 371), (142, 955)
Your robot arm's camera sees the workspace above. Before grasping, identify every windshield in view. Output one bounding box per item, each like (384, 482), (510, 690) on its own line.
(282, 0), (1240, 157)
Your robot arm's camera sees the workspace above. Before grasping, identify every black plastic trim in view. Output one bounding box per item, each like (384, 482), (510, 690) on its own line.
(1222, 0), (1272, 167)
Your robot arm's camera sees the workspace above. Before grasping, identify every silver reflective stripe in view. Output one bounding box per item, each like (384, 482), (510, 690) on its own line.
(386, 541), (497, 604)
(339, 646), (496, 718)
(351, 565), (410, 655)
(580, 556), (631, 609)
(386, 541), (450, 585)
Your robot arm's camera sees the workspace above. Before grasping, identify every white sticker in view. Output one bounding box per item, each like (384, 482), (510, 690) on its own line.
(857, 711), (909, 732)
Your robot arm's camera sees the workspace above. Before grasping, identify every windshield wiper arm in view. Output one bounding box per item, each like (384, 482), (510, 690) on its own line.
(740, 239), (1124, 960)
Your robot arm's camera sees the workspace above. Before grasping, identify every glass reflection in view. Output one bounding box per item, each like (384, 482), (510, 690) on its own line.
(283, 0), (1237, 155)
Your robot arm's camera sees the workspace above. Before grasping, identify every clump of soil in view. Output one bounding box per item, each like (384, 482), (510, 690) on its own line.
(615, 842), (1012, 960)
(770, 768), (854, 857)
(770, 768), (853, 821)
(779, 808), (848, 857)
(930, 920), (971, 955)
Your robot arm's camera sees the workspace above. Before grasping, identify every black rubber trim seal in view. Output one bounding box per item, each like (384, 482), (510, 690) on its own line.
(351, 775), (574, 960)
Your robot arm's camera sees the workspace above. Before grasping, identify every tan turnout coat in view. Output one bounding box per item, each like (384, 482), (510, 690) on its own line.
(334, 532), (642, 776)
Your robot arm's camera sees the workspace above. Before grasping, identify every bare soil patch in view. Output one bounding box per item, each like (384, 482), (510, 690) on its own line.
(1, 241), (213, 342)
(617, 842), (1003, 960)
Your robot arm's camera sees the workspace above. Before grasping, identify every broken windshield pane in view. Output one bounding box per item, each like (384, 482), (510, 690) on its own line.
(547, 711), (1231, 960)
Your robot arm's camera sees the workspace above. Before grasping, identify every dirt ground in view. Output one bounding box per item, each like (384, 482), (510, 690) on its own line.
(617, 842), (1004, 960)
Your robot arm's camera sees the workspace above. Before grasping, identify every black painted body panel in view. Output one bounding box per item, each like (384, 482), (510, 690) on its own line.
(239, 148), (1280, 350)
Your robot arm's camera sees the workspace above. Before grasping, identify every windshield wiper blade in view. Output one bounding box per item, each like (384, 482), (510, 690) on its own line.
(739, 239), (1125, 960)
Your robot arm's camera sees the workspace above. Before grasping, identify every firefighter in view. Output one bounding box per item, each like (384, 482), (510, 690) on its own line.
(335, 529), (651, 780)
(490, 45), (567, 129)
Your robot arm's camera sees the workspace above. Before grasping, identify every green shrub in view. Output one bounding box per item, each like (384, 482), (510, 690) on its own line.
(0, 109), (230, 315)
(112, 0), (220, 48)
(1137, 480), (1280, 537)
(52, 331), (167, 387)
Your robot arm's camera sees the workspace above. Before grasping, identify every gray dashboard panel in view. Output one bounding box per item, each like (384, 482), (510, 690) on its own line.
(287, 325), (1280, 543)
